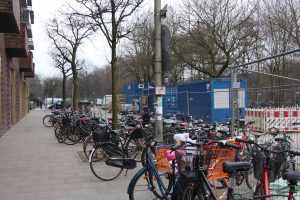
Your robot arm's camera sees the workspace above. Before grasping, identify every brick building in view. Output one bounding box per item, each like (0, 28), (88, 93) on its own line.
(0, 0), (35, 136)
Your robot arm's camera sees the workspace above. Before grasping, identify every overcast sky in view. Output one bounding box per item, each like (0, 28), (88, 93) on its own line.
(32, 0), (179, 79)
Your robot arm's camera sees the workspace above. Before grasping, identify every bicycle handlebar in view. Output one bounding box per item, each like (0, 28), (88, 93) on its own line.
(171, 140), (240, 151)
(235, 138), (300, 156)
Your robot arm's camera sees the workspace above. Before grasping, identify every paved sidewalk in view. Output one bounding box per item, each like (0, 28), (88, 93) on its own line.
(0, 109), (137, 200)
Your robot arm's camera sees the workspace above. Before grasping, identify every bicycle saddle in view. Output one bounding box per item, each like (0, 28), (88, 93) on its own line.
(283, 170), (300, 181)
(223, 162), (251, 174)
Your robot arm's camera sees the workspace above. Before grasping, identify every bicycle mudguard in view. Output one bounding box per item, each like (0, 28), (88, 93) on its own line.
(96, 142), (124, 157)
(127, 167), (148, 194)
(106, 158), (137, 169)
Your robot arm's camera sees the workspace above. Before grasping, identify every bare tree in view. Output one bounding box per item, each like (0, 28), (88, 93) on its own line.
(170, 0), (258, 78)
(42, 77), (63, 101)
(49, 50), (73, 109)
(78, 65), (114, 99)
(248, 0), (300, 105)
(46, 11), (93, 110)
(265, 0), (300, 48)
(71, 0), (145, 128)
(118, 12), (154, 83)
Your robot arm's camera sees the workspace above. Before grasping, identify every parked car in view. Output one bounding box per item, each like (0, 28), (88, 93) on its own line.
(47, 101), (71, 110)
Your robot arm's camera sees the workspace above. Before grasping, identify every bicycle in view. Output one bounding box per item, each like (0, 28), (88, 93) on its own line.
(84, 118), (150, 161)
(89, 125), (150, 181)
(236, 138), (300, 200)
(42, 110), (61, 127)
(127, 134), (242, 200)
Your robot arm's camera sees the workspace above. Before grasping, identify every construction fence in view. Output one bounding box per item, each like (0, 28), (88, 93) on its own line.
(245, 107), (300, 132)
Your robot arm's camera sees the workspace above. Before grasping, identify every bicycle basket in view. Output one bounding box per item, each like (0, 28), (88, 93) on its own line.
(252, 150), (284, 182)
(92, 128), (111, 143)
(204, 145), (237, 181)
(156, 146), (173, 173)
(156, 145), (199, 174)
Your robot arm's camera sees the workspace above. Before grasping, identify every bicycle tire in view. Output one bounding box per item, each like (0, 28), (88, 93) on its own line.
(128, 168), (172, 200)
(125, 137), (145, 162)
(238, 143), (255, 190)
(43, 115), (54, 127)
(89, 147), (123, 181)
(62, 126), (78, 145)
(54, 125), (64, 143)
(182, 183), (205, 200)
(128, 168), (157, 200)
(83, 134), (94, 159)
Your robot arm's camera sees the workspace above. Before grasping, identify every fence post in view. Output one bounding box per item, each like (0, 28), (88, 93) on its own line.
(230, 67), (237, 134)
(186, 91), (190, 116)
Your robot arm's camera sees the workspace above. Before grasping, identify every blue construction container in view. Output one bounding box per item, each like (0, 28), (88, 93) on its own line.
(147, 87), (177, 115)
(123, 82), (154, 112)
(163, 87), (177, 114)
(123, 83), (177, 115)
(177, 79), (248, 123)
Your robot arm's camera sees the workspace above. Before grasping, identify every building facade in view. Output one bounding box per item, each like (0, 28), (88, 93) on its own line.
(0, 0), (35, 136)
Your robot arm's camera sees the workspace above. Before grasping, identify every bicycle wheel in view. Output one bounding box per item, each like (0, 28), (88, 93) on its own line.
(89, 147), (123, 181)
(182, 183), (205, 200)
(151, 172), (172, 199)
(54, 125), (64, 143)
(253, 182), (264, 199)
(83, 134), (94, 159)
(125, 138), (145, 162)
(62, 126), (78, 145)
(43, 115), (54, 127)
(237, 143), (255, 190)
(128, 168), (171, 200)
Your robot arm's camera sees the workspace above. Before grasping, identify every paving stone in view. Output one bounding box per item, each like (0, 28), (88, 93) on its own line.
(0, 110), (136, 200)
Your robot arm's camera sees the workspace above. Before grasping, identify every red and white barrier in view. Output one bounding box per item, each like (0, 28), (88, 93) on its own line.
(245, 108), (300, 133)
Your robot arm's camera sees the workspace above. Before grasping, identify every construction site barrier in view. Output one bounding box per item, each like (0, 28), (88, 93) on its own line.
(245, 108), (300, 133)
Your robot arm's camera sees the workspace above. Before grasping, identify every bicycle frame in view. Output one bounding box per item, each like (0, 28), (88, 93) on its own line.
(145, 148), (174, 199)
(253, 166), (271, 200)
(128, 150), (173, 199)
(129, 143), (220, 200)
(254, 167), (295, 200)
(253, 150), (295, 200)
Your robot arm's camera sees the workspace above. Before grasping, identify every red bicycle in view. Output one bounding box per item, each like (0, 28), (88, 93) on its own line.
(236, 138), (300, 200)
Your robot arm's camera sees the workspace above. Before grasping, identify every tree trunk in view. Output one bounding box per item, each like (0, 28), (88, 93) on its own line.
(111, 46), (118, 129)
(62, 73), (66, 109)
(111, 2), (118, 129)
(72, 64), (78, 110)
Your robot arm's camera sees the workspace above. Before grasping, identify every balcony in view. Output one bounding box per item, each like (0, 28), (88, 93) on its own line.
(26, 23), (32, 38)
(28, 38), (34, 50)
(5, 23), (28, 57)
(27, 0), (32, 7)
(29, 10), (34, 24)
(19, 51), (33, 72)
(0, 0), (20, 33)
(24, 63), (34, 78)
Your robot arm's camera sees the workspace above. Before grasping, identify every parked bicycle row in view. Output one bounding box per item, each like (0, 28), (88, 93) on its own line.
(125, 123), (300, 200)
(42, 110), (300, 199)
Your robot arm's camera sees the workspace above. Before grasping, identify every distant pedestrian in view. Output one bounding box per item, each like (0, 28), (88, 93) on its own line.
(40, 101), (42, 109)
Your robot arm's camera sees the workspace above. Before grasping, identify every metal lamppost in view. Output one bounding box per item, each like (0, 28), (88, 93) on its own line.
(154, 0), (168, 141)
